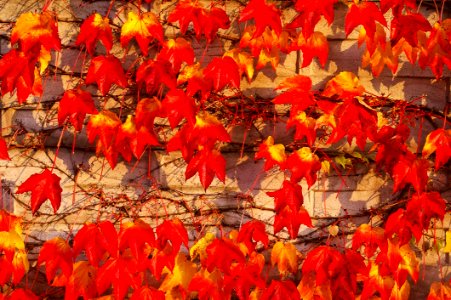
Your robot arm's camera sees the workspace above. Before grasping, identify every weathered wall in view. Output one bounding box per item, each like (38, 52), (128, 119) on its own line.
(0, 0), (450, 298)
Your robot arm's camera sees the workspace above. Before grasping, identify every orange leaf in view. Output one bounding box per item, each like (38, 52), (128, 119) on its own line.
(255, 136), (286, 171)
(271, 241), (298, 275)
(53, 261), (98, 300)
(422, 128), (451, 170)
(298, 31), (329, 68)
(76, 13), (113, 55)
(120, 11), (163, 56)
(16, 169), (62, 214)
(322, 71), (365, 99)
(11, 11), (60, 53)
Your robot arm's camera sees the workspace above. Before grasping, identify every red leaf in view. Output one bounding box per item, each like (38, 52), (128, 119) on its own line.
(72, 221), (118, 266)
(239, 0), (282, 38)
(237, 220), (269, 253)
(352, 224), (386, 258)
(273, 75), (315, 113)
(298, 31), (329, 68)
(0, 138), (10, 161)
(85, 55), (128, 96)
(53, 261), (98, 300)
(38, 237), (73, 283)
(422, 128), (451, 170)
(287, 111), (316, 146)
(255, 136), (286, 171)
(185, 148), (227, 190)
(287, 0), (338, 38)
(345, 2), (387, 38)
(16, 169), (62, 214)
(286, 147), (321, 188)
(168, 1), (230, 43)
(385, 209), (413, 245)
(203, 57), (240, 91)
(260, 280), (300, 300)
(162, 89), (197, 128)
(392, 154), (430, 193)
(0, 50), (42, 104)
(157, 38), (195, 73)
(131, 286), (165, 300)
(390, 13), (432, 47)
(267, 180), (304, 213)
(374, 124), (410, 173)
(273, 206), (312, 238)
(75, 13), (113, 55)
(119, 219), (155, 260)
(96, 255), (141, 300)
(156, 218), (189, 254)
(136, 59), (176, 94)
(4, 289), (39, 300)
(380, 0), (416, 14)
(120, 11), (164, 56)
(57, 88), (98, 131)
(302, 245), (344, 285)
(134, 97), (162, 130)
(327, 98), (378, 150)
(205, 239), (246, 275)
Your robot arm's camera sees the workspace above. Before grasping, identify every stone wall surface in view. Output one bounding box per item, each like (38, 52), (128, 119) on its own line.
(0, 0), (450, 299)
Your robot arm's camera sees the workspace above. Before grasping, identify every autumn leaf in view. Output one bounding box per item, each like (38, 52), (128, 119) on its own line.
(115, 115), (159, 160)
(190, 232), (216, 263)
(205, 238), (246, 275)
(360, 262), (395, 300)
(352, 224), (386, 258)
(297, 31), (329, 68)
(380, 0), (417, 14)
(287, 0), (338, 38)
(322, 71), (365, 99)
(16, 169), (62, 214)
(87, 110), (121, 151)
(302, 246), (344, 285)
(136, 59), (176, 94)
(58, 88), (98, 131)
(185, 148), (227, 190)
(0, 210), (21, 234)
(120, 11), (164, 56)
(273, 75), (315, 114)
(134, 97), (162, 130)
(239, 0), (282, 38)
(422, 129), (451, 170)
(118, 219), (155, 260)
(362, 43), (399, 77)
(96, 254), (142, 300)
(345, 2), (387, 38)
(273, 206), (312, 238)
(131, 286), (165, 300)
(287, 111), (317, 146)
(267, 180), (304, 213)
(223, 49), (255, 82)
(327, 98), (378, 150)
(0, 138), (10, 161)
(162, 89), (197, 128)
(75, 13), (113, 55)
(188, 268), (226, 300)
(392, 154), (430, 193)
(72, 221), (118, 266)
(390, 13), (432, 47)
(374, 124), (411, 173)
(156, 218), (189, 255)
(53, 261), (98, 300)
(427, 282), (451, 300)
(189, 112), (231, 148)
(255, 136), (286, 171)
(11, 11), (61, 53)
(203, 56), (240, 91)
(260, 280), (300, 300)
(168, 1), (229, 43)
(3, 289), (38, 300)
(0, 50), (42, 104)
(157, 38), (195, 73)
(286, 147), (321, 188)
(85, 55), (128, 96)
(237, 220), (269, 253)
(159, 253), (197, 293)
(38, 237), (73, 283)
(271, 241), (298, 275)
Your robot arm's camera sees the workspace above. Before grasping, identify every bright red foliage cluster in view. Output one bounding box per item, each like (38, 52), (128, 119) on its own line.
(0, 0), (450, 299)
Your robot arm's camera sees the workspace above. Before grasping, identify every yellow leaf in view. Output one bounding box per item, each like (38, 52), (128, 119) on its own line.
(271, 241), (298, 275)
(441, 231), (451, 253)
(190, 232), (216, 262)
(160, 253), (197, 292)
